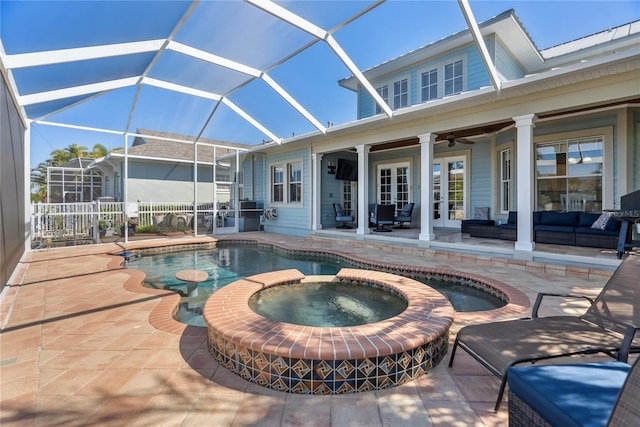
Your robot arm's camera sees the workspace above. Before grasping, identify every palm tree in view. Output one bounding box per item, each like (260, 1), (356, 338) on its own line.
(30, 160), (51, 202)
(53, 144), (88, 164)
(91, 143), (108, 158)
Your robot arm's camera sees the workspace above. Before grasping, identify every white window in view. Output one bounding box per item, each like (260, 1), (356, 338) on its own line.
(271, 160), (303, 205)
(375, 85), (388, 115)
(418, 56), (465, 102)
(420, 68), (438, 102)
(500, 149), (511, 213)
(271, 165), (284, 203)
(393, 78), (408, 109)
(444, 59), (463, 96)
(288, 162), (302, 203)
(535, 137), (603, 212)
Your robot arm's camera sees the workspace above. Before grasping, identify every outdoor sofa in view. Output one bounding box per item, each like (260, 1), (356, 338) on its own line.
(533, 211), (621, 248)
(468, 210), (622, 248)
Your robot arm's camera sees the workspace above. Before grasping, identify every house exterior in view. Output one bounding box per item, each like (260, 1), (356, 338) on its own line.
(46, 157), (103, 203)
(89, 128), (253, 207)
(241, 9), (639, 253)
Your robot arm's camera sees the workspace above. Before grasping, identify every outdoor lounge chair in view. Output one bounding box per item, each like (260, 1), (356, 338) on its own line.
(394, 203), (414, 229)
(507, 358), (640, 426)
(448, 254), (640, 411)
(370, 204), (395, 232)
(333, 203), (354, 229)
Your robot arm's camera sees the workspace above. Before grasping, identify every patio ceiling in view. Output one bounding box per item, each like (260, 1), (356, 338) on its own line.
(0, 0), (497, 148)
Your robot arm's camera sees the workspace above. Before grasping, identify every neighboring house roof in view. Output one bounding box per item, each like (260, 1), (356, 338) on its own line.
(109, 129), (253, 164)
(55, 157), (96, 169)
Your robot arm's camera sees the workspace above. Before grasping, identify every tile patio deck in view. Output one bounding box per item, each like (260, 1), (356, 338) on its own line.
(0, 232), (628, 426)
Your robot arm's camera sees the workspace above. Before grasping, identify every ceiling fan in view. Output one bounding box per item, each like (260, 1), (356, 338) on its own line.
(445, 134), (475, 148)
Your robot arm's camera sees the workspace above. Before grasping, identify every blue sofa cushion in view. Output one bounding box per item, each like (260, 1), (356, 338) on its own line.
(508, 362), (630, 427)
(574, 227), (620, 237)
(540, 211), (579, 226)
(507, 211), (517, 224)
(535, 225), (576, 233)
(579, 212), (601, 227)
(500, 223), (517, 230)
(533, 211), (542, 225)
(606, 217), (621, 231)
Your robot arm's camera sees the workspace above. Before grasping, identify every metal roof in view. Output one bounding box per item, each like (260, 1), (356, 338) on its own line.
(541, 20), (640, 59)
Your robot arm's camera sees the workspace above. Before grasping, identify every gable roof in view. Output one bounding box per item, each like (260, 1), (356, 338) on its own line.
(109, 129), (252, 164)
(338, 10), (640, 91)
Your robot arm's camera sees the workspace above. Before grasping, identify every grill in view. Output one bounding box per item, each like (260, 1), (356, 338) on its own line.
(611, 189), (640, 259)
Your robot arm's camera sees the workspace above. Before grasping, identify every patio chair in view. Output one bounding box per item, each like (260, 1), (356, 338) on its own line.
(370, 204), (395, 232)
(394, 203), (414, 229)
(507, 358), (640, 427)
(448, 254), (640, 411)
(333, 203), (354, 229)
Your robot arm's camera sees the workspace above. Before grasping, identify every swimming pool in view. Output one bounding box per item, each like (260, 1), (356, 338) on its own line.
(127, 244), (505, 326)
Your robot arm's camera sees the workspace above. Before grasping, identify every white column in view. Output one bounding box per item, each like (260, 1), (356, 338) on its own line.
(514, 114), (537, 252)
(312, 153), (323, 230)
(193, 141), (198, 236)
(356, 144), (370, 235)
(123, 133), (129, 243)
(418, 133), (436, 241)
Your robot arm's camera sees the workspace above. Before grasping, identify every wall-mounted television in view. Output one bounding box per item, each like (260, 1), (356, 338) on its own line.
(335, 158), (358, 181)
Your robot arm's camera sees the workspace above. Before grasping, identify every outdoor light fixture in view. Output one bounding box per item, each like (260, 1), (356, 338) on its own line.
(327, 162), (336, 175)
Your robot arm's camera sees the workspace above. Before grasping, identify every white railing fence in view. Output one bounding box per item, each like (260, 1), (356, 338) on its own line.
(31, 202), (99, 244)
(30, 201), (257, 247)
(31, 201), (263, 247)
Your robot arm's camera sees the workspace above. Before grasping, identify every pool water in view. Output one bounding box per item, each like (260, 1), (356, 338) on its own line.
(249, 282), (408, 327)
(127, 246), (504, 326)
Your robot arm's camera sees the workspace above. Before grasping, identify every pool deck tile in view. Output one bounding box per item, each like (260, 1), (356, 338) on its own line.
(0, 233), (627, 426)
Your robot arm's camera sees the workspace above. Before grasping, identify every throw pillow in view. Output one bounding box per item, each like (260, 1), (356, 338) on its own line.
(474, 207), (489, 220)
(591, 212), (612, 230)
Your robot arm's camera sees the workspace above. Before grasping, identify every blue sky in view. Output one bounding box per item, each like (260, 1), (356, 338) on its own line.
(2, 0), (638, 169)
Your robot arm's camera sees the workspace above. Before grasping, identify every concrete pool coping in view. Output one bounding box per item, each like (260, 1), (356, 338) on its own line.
(118, 239), (532, 335)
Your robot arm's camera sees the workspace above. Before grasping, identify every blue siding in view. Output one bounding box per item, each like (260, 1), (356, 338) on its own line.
(359, 87), (374, 118)
(410, 69), (419, 105)
(469, 143), (492, 215)
(262, 147), (310, 232)
(496, 130), (515, 146)
(357, 42), (494, 118)
(129, 161), (193, 181)
(254, 155), (267, 213)
(495, 37), (525, 80)
(466, 45), (490, 90)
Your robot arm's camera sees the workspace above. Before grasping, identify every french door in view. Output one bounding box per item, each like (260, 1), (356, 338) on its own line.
(377, 162), (410, 213)
(433, 156), (466, 228)
(341, 180), (357, 222)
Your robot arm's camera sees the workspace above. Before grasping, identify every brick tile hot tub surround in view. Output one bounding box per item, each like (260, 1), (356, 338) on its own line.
(203, 268), (455, 394)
